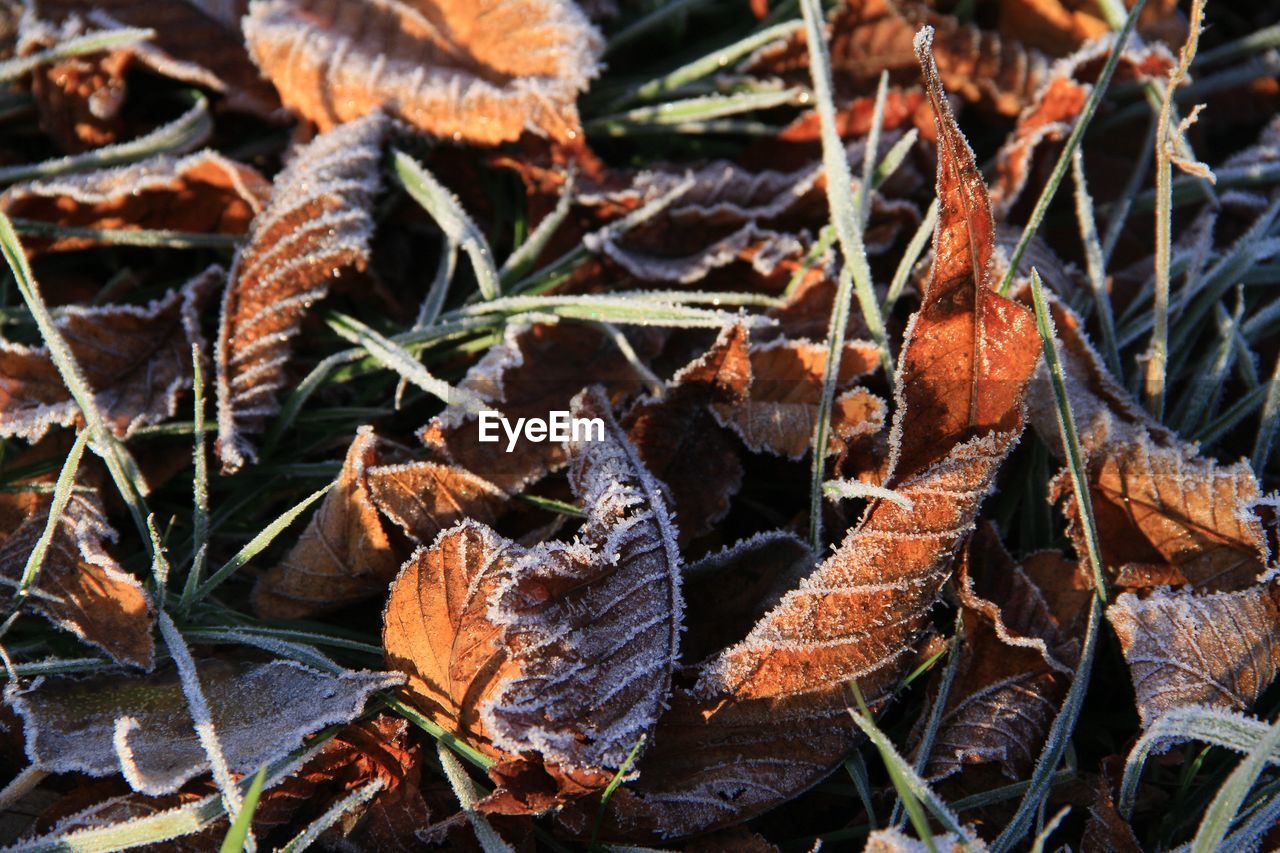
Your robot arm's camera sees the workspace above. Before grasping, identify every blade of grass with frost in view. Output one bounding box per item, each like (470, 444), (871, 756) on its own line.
(883, 199), (937, 316)
(590, 734), (647, 849)
(845, 752), (879, 830)
(1102, 116), (1157, 266)
(586, 87), (810, 136)
(996, 0), (1146, 296)
(189, 482), (332, 603)
(9, 428), (88, 614)
(798, 0), (889, 371)
(0, 211), (152, 544)
(891, 618), (963, 828)
(855, 73), (891, 230)
(189, 624), (384, 660)
(0, 95), (210, 185)
(396, 234), (459, 408)
(189, 627), (350, 674)
(219, 766), (267, 853)
(784, 223), (836, 299)
(622, 20), (803, 105)
(1197, 23), (1280, 67)
(823, 479), (914, 510)
(1146, 0), (1212, 419)
(1191, 713), (1280, 853)
(182, 345), (210, 611)
(1173, 301), (1240, 435)
(8, 219), (241, 250)
(499, 170), (573, 284)
(1029, 807), (1070, 853)
(387, 696), (493, 771)
(278, 778), (384, 853)
(325, 312), (488, 414)
(393, 151), (500, 300)
(0, 26), (154, 82)
(1071, 149), (1123, 379)
(1252, 353), (1280, 474)
(847, 683), (966, 849)
(158, 613), (248, 842)
(146, 514), (171, 600)
(1194, 384), (1270, 447)
(1120, 706), (1280, 819)
(438, 743), (513, 853)
(605, 0), (712, 55)
(609, 289), (783, 308)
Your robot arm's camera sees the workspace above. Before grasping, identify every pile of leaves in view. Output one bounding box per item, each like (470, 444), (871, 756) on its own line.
(0, 0), (1278, 849)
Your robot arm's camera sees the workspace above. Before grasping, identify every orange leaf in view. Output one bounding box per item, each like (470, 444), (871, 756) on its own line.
(243, 0), (603, 145)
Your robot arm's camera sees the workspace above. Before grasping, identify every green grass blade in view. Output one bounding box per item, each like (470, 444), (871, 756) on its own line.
(393, 150), (501, 300)
(892, 617), (963, 827)
(191, 483), (333, 603)
(883, 199), (937, 316)
(387, 695), (494, 771)
(219, 766), (267, 853)
(1191, 714), (1280, 852)
(7, 219), (241, 250)
(590, 734), (647, 849)
(499, 173), (573, 284)
(1251, 353), (1280, 475)
(0, 27), (154, 82)
(845, 752), (879, 831)
(1070, 149), (1123, 380)
(182, 345), (211, 612)
(11, 428), (89, 607)
(277, 778), (383, 853)
(587, 87), (808, 136)
(626, 20), (803, 104)
(996, 0), (1146, 296)
(437, 743), (514, 853)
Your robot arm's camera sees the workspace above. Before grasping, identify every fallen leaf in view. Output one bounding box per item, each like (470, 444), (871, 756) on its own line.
(999, 0), (1186, 57)
(561, 30), (1042, 840)
(365, 458), (508, 544)
(0, 265), (221, 442)
(252, 427), (402, 619)
(7, 657), (400, 793)
(623, 324), (751, 543)
(1081, 764), (1143, 853)
(0, 487), (154, 668)
(419, 322), (660, 494)
(215, 112), (389, 473)
(243, 0), (603, 145)
(1, 151), (270, 252)
(386, 388), (682, 813)
(710, 336), (883, 460)
(1108, 584), (1280, 727)
(865, 827), (985, 852)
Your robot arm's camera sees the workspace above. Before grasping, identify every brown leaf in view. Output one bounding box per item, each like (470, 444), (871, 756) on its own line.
(1107, 584), (1280, 727)
(243, 0), (603, 145)
(0, 488), (153, 668)
(1, 151), (270, 253)
(252, 427), (402, 619)
(999, 0), (1187, 57)
(923, 528), (1079, 782)
(386, 388), (682, 811)
(1081, 766), (1142, 853)
(418, 322), (659, 494)
(710, 337), (884, 460)
(0, 266), (221, 442)
(365, 459), (508, 544)
(563, 33), (1042, 840)
(215, 112), (389, 473)
(7, 658), (400, 793)
(624, 324), (751, 543)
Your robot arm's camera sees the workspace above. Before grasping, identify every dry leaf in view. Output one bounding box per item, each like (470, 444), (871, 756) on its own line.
(419, 322), (659, 494)
(1107, 584), (1280, 727)
(1081, 766), (1143, 853)
(710, 337), (883, 460)
(215, 112), (389, 473)
(365, 458), (508, 544)
(386, 387), (682, 812)
(7, 658), (400, 793)
(1, 151), (270, 252)
(0, 266), (221, 442)
(562, 31), (1043, 840)
(623, 324), (751, 544)
(252, 427), (402, 619)
(865, 827), (986, 852)
(243, 0), (603, 145)
(0, 488), (154, 668)
(999, 0), (1186, 56)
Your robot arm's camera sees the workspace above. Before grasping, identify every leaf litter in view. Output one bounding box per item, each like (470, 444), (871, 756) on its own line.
(0, 0), (1277, 850)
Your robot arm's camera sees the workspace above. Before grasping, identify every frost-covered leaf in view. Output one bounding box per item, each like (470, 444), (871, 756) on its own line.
(709, 336), (883, 460)
(419, 322), (660, 494)
(923, 527), (1082, 782)
(6, 658), (400, 793)
(0, 265), (221, 442)
(623, 324), (750, 543)
(215, 112), (388, 473)
(386, 388), (682, 813)
(1, 150), (270, 252)
(864, 826), (986, 852)
(252, 427), (402, 619)
(564, 34), (1042, 840)
(243, 0), (602, 145)
(365, 458), (508, 544)
(0, 487), (153, 668)
(1108, 584), (1280, 727)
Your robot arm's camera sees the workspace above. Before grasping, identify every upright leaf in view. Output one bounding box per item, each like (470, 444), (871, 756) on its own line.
(214, 112), (388, 472)
(243, 0), (602, 145)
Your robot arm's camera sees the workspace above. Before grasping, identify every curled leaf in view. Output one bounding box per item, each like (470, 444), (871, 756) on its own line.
(0, 266), (221, 442)
(243, 0), (602, 145)
(0, 488), (154, 668)
(1, 151), (270, 252)
(215, 112), (389, 472)
(252, 427), (401, 619)
(6, 658), (401, 793)
(1108, 584), (1280, 727)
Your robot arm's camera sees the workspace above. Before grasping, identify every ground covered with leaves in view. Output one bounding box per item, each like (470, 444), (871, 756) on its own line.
(0, 0), (1278, 850)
